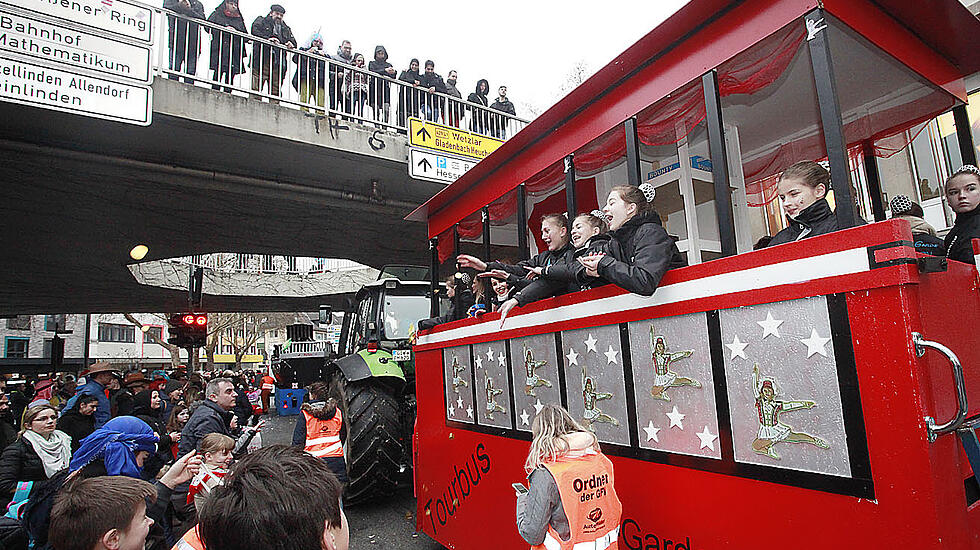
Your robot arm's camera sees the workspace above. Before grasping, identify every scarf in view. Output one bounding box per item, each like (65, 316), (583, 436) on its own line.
(187, 464), (228, 505)
(21, 430), (72, 477)
(69, 416), (158, 478)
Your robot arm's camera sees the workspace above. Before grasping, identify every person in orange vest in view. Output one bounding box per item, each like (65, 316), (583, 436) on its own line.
(292, 382), (347, 484)
(259, 372), (276, 415)
(517, 404), (622, 550)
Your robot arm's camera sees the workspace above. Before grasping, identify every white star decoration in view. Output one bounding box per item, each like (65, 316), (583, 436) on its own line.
(520, 409), (530, 426)
(604, 345), (619, 364)
(533, 399), (544, 414)
(666, 406), (686, 429)
(448, 403), (455, 417)
(800, 329), (831, 358)
(757, 312), (784, 339)
(584, 334), (598, 353)
(696, 426), (718, 451)
(566, 348), (579, 366)
(726, 334), (748, 360)
(497, 352), (506, 366)
(643, 421), (661, 443)
(486, 347), (494, 361)
(466, 406), (473, 418)
(475, 356), (483, 369)
(456, 396), (464, 409)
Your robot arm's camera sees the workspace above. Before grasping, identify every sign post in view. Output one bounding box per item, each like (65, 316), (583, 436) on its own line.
(409, 149), (477, 184)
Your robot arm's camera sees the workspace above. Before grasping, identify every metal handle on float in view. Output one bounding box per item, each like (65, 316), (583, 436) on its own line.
(913, 332), (968, 442)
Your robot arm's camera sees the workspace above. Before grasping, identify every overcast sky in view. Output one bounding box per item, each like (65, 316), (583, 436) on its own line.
(227, 0), (690, 118)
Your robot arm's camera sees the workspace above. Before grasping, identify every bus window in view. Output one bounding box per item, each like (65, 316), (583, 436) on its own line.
(487, 187), (523, 261)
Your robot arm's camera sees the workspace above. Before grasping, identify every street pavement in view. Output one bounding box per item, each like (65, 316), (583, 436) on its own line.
(260, 413), (445, 550)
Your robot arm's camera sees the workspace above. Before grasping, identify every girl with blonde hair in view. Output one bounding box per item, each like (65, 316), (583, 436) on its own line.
(517, 404), (622, 550)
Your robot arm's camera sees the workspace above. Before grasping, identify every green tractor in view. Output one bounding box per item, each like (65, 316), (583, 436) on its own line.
(326, 266), (445, 504)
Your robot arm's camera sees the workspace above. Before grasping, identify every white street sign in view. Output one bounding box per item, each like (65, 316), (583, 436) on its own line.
(0, 56), (151, 125)
(0, 9), (152, 82)
(0, 0), (153, 43)
(409, 148), (477, 184)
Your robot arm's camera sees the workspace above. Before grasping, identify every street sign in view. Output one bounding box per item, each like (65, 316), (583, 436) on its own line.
(409, 117), (503, 160)
(0, 0), (153, 43)
(409, 148), (476, 184)
(0, 8), (152, 83)
(0, 56), (151, 125)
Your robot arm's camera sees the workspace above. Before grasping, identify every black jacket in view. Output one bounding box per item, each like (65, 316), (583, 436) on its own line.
(767, 198), (839, 247)
(944, 205), (980, 264)
(206, 5), (247, 73)
(293, 45), (329, 88)
(467, 79), (489, 107)
(164, 0), (204, 18)
(132, 391), (172, 479)
(368, 45), (394, 104)
(0, 439), (46, 502)
(250, 15), (295, 71)
(232, 384), (253, 426)
(178, 399), (233, 456)
(56, 408), (94, 452)
(419, 71), (448, 94)
(0, 417), (16, 453)
(418, 281), (475, 331)
(491, 97), (516, 116)
(597, 212), (686, 296)
(539, 234), (613, 291)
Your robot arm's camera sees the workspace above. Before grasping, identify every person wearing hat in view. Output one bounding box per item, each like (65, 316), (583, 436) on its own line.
(74, 363), (117, 429)
(889, 194), (944, 257)
(111, 372), (148, 419)
(250, 4), (296, 103)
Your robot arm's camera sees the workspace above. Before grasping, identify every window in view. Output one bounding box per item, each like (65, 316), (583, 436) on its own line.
(44, 314), (66, 332)
(98, 323), (135, 343)
(221, 345), (232, 354)
(143, 326), (163, 343)
(5, 337), (28, 358)
(6, 316), (30, 330)
(42, 338), (52, 358)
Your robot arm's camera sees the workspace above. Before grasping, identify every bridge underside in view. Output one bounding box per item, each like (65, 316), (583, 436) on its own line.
(0, 80), (442, 314)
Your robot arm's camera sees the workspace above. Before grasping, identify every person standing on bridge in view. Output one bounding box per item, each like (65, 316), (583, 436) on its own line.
(419, 60), (448, 123)
(467, 79), (490, 135)
(206, 0), (247, 93)
(368, 45), (395, 123)
(445, 70), (463, 128)
(398, 59), (422, 128)
(250, 4), (296, 104)
(490, 85), (516, 139)
(164, 0), (205, 83)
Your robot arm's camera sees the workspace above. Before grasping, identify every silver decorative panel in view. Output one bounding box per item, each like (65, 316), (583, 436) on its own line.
(509, 334), (562, 433)
(720, 296), (851, 477)
(443, 346), (474, 424)
(560, 325), (630, 445)
(628, 313), (721, 459)
(474, 340), (512, 429)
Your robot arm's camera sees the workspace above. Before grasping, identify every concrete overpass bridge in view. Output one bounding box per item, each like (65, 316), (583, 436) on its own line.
(0, 6), (528, 315)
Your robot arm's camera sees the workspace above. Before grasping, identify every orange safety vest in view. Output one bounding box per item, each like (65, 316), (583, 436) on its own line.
(261, 375), (275, 392)
(172, 526), (205, 550)
(532, 452), (622, 550)
(303, 409), (344, 458)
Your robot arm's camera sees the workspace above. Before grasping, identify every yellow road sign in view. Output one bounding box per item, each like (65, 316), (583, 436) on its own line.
(409, 118), (503, 160)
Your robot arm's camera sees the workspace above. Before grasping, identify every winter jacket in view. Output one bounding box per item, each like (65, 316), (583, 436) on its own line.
(892, 215), (944, 257)
(597, 211), (687, 296)
(766, 198), (840, 247)
(164, 0), (204, 18)
(56, 406), (94, 452)
(293, 45), (329, 88)
(944, 204), (980, 265)
(368, 45), (394, 105)
(250, 15), (295, 72)
(0, 439), (47, 503)
(111, 389), (135, 418)
(490, 97), (516, 116)
(206, 5), (247, 73)
(368, 46), (394, 78)
(132, 391), (172, 479)
(418, 281), (475, 331)
(178, 400), (233, 457)
(467, 79), (490, 132)
(446, 81), (462, 99)
(0, 419), (14, 454)
(418, 71), (448, 94)
(398, 68), (422, 114)
(467, 79), (489, 107)
(231, 384), (253, 426)
(75, 379), (110, 428)
(537, 234), (614, 291)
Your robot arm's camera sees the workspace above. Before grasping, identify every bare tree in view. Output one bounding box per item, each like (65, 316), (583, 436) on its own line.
(558, 60), (593, 97)
(209, 313), (301, 370)
(122, 313), (182, 369)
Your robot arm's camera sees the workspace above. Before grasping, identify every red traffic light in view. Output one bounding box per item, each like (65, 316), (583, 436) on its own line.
(182, 314), (195, 325)
(195, 315), (207, 326)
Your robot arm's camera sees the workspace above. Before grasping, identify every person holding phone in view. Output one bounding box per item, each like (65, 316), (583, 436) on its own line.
(516, 404), (622, 550)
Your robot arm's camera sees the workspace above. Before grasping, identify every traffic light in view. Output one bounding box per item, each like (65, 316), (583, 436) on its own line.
(167, 313), (208, 348)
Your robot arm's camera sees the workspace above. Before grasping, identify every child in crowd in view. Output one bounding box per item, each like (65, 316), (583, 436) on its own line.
(496, 211), (611, 323)
(578, 184), (685, 296)
(468, 277), (489, 317)
(418, 272), (475, 330)
(48, 476), (157, 550)
(767, 161), (847, 246)
(943, 165), (980, 265)
(889, 195), (944, 256)
(489, 277), (514, 312)
(187, 433), (235, 513)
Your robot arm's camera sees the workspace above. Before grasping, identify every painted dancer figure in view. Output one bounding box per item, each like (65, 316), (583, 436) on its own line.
(581, 366), (619, 427)
(751, 364), (829, 459)
(485, 375), (505, 419)
(451, 355), (468, 393)
(649, 328), (699, 401)
(523, 346), (552, 396)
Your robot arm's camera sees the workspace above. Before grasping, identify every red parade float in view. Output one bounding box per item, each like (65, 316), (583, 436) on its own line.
(409, 0), (980, 547)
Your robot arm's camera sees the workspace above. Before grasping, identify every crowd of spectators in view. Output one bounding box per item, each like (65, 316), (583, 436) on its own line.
(0, 364), (311, 550)
(164, 1), (520, 137)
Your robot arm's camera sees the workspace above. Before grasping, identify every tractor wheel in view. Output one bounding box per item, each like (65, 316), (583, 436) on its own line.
(330, 374), (403, 505)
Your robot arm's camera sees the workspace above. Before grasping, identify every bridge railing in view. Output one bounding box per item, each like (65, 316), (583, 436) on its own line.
(154, 8), (530, 138)
(178, 254), (365, 275)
